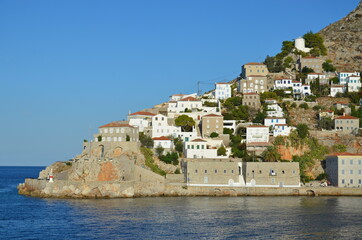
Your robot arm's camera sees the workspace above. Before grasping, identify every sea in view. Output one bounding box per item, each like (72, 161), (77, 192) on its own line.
(1, 166), (362, 240)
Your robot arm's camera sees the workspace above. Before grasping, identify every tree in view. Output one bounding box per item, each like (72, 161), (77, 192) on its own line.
(322, 60), (336, 72)
(329, 77), (339, 84)
(126, 135), (130, 141)
(210, 132), (219, 138)
(159, 152), (179, 165)
(296, 124), (309, 139)
(318, 117), (334, 130)
(139, 132), (153, 148)
(155, 146), (164, 156)
(253, 111), (267, 124)
(217, 146), (227, 156)
(261, 146), (281, 162)
(173, 138), (183, 153)
(333, 144), (347, 153)
(303, 31), (327, 56)
(175, 115), (195, 132)
(223, 128), (233, 135)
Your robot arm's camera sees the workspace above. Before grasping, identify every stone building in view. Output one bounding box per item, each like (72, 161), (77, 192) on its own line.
(239, 75), (268, 94)
(95, 122), (139, 143)
(325, 152), (362, 187)
(334, 114), (359, 134)
(241, 62), (269, 79)
(243, 162), (300, 187)
(242, 92), (261, 109)
(184, 159), (244, 186)
(201, 114), (224, 137)
(296, 56), (323, 72)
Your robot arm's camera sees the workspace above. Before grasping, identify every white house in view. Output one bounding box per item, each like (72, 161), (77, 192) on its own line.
(151, 114), (181, 138)
(214, 82), (231, 100)
(127, 111), (155, 132)
(168, 96), (203, 113)
(339, 71), (360, 85)
(273, 124), (292, 137)
(169, 93), (197, 102)
(265, 99), (277, 104)
(184, 138), (230, 159)
(330, 85), (346, 97)
(306, 73), (327, 84)
(347, 75), (361, 92)
(292, 81), (311, 98)
(264, 117), (286, 128)
(274, 78), (292, 90)
(246, 125), (269, 144)
(153, 136), (174, 150)
(266, 103), (284, 118)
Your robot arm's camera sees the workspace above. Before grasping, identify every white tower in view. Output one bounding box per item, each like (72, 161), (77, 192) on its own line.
(295, 37), (311, 53)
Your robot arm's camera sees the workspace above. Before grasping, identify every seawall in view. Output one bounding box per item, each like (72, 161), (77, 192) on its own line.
(18, 178), (362, 198)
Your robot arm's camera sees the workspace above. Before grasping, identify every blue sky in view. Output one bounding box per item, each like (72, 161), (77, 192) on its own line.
(0, 0), (359, 166)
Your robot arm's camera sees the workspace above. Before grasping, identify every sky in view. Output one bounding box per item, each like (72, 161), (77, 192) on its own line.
(0, 0), (359, 166)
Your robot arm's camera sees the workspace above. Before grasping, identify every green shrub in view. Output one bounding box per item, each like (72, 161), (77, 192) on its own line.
(291, 103), (297, 108)
(299, 103), (309, 109)
(140, 147), (166, 176)
(210, 132), (219, 138)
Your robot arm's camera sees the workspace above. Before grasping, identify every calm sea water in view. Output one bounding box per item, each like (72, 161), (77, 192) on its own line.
(1, 166), (362, 239)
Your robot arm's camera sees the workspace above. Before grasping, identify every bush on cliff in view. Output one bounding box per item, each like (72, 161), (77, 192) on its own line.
(140, 147), (166, 176)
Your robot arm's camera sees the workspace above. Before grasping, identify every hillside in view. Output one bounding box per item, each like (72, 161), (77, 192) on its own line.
(319, 1), (362, 71)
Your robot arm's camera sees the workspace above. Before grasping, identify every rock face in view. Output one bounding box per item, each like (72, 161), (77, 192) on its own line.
(19, 153), (167, 198)
(319, 1), (362, 71)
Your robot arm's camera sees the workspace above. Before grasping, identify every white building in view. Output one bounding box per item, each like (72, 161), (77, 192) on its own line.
(127, 111), (155, 132)
(330, 85), (347, 97)
(168, 96), (203, 113)
(294, 37), (311, 53)
(184, 138), (230, 159)
(246, 125), (269, 144)
(306, 73), (327, 85)
(347, 75), (361, 92)
(292, 81), (311, 98)
(274, 78), (292, 90)
(264, 117), (286, 128)
(169, 93), (197, 102)
(153, 136), (174, 150)
(273, 124), (292, 137)
(339, 71), (360, 85)
(214, 82), (231, 100)
(151, 114), (181, 138)
(266, 103), (284, 118)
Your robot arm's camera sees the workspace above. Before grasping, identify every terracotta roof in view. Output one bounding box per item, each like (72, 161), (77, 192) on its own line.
(274, 77), (290, 80)
(331, 85), (345, 88)
(340, 71), (357, 73)
(129, 111), (156, 116)
(302, 84), (310, 86)
(172, 94), (185, 96)
(247, 125), (268, 128)
(179, 96), (200, 101)
(216, 82), (230, 85)
(335, 115), (358, 120)
(328, 152), (362, 157)
(243, 92), (258, 95)
(152, 136), (171, 141)
(191, 139), (207, 142)
(308, 73), (323, 75)
(349, 75), (360, 78)
(275, 124), (288, 126)
(203, 114), (223, 118)
(246, 142), (272, 146)
(169, 101), (177, 103)
(99, 123), (134, 128)
(244, 62), (265, 65)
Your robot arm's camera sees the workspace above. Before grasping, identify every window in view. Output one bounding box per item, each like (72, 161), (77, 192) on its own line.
(350, 179), (353, 184)
(215, 170), (217, 173)
(259, 170), (262, 174)
(342, 179), (345, 184)
(224, 170), (226, 173)
(342, 160), (345, 165)
(342, 170), (345, 174)
(195, 169), (198, 173)
(231, 170), (234, 173)
(350, 170), (353, 174)
(282, 170), (285, 174)
(359, 179), (362, 184)
(205, 170), (207, 173)
(350, 160), (353, 165)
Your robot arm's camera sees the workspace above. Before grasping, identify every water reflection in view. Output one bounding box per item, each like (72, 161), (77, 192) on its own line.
(37, 197), (362, 239)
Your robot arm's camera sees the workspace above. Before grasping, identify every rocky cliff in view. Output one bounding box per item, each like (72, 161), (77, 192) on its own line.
(319, 1), (362, 71)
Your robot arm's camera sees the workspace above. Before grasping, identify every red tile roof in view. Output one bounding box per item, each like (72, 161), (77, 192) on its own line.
(331, 85), (345, 88)
(349, 75), (360, 77)
(335, 115), (358, 120)
(265, 117), (285, 119)
(328, 152), (362, 157)
(99, 123), (134, 128)
(152, 136), (172, 141)
(275, 124), (288, 126)
(216, 82), (230, 85)
(172, 94), (185, 96)
(129, 111), (156, 116)
(179, 96), (200, 101)
(203, 114), (223, 117)
(191, 139), (207, 142)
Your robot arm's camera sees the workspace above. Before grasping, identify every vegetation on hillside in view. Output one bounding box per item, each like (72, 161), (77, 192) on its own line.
(140, 147), (166, 176)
